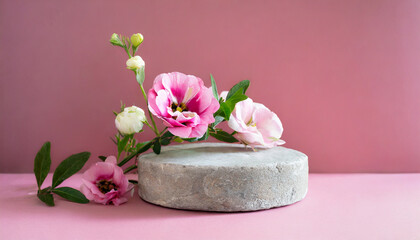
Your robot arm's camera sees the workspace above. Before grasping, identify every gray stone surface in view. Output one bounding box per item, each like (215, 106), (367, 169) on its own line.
(137, 143), (308, 212)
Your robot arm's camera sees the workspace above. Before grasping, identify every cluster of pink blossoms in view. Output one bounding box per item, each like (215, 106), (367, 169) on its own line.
(81, 72), (284, 205)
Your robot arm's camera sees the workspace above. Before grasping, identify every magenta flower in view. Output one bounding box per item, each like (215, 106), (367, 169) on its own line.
(228, 98), (285, 148)
(148, 72), (219, 138)
(80, 156), (130, 206)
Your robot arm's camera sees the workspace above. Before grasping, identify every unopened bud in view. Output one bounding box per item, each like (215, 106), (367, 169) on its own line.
(131, 33), (144, 48)
(110, 33), (123, 47)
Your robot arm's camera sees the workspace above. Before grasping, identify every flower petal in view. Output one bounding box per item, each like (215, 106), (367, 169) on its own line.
(189, 124), (208, 138)
(234, 98), (254, 125)
(169, 126), (193, 138)
(104, 156), (117, 165)
(161, 72), (201, 105)
(253, 103), (284, 141)
(112, 197), (128, 206)
(187, 87), (213, 114)
(82, 162), (115, 182)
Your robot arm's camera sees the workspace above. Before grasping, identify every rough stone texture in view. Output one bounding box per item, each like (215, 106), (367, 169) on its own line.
(137, 143), (308, 212)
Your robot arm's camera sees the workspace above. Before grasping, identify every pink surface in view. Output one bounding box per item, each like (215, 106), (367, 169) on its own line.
(2, 0), (420, 173)
(1, 173), (419, 240)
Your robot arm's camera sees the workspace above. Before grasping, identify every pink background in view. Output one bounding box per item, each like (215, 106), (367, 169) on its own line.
(1, 0), (420, 173)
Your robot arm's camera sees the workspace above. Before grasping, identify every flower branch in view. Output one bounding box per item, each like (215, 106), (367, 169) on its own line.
(33, 32), (286, 207)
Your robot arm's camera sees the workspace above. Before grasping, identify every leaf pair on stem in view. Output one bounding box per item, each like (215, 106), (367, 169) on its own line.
(34, 142), (91, 206)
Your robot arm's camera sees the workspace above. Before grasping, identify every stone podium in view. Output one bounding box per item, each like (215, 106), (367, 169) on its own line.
(138, 143), (308, 212)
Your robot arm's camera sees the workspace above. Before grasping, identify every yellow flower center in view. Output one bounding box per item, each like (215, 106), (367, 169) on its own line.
(172, 102), (188, 112)
(246, 117), (256, 127)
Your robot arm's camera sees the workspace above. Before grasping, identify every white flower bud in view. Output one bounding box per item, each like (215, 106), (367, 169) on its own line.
(126, 56), (145, 71)
(115, 106), (147, 135)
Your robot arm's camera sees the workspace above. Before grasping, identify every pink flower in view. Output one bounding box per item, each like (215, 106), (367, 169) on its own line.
(148, 72), (219, 138)
(80, 156), (130, 206)
(228, 98), (285, 148)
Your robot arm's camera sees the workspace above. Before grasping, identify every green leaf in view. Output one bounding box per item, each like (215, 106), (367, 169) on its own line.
(118, 141), (153, 167)
(34, 142), (51, 189)
(210, 130), (239, 143)
(173, 137), (184, 143)
(118, 135), (130, 159)
(39, 186), (52, 193)
(220, 102), (232, 120)
(98, 156), (107, 161)
(153, 140), (161, 154)
(213, 107), (225, 119)
(210, 74), (218, 100)
(197, 128), (209, 141)
(213, 88), (247, 121)
(129, 179), (138, 184)
(225, 91), (247, 112)
(212, 115), (225, 128)
(216, 90), (248, 121)
(37, 192), (55, 206)
(160, 131), (173, 146)
(226, 80), (250, 100)
(182, 137), (199, 142)
(52, 187), (89, 204)
(52, 152), (91, 188)
(161, 137), (171, 146)
(161, 131), (173, 138)
(136, 67), (145, 85)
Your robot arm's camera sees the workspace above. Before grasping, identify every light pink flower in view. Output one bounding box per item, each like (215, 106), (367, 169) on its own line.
(148, 72), (219, 138)
(228, 98), (285, 148)
(80, 156), (130, 206)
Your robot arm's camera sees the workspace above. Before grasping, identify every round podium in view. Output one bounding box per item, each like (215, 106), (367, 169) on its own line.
(138, 143), (308, 212)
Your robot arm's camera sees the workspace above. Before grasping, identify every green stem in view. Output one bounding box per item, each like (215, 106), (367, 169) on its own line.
(139, 84), (160, 136)
(144, 120), (155, 132)
(124, 164), (137, 174)
(118, 141), (153, 167)
(132, 46), (138, 56)
(159, 127), (168, 135)
(125, 47), (132, 58)
(209, 127), (216, 134)
(121, 37), (158, 136)
(122, 37), (132, 58)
